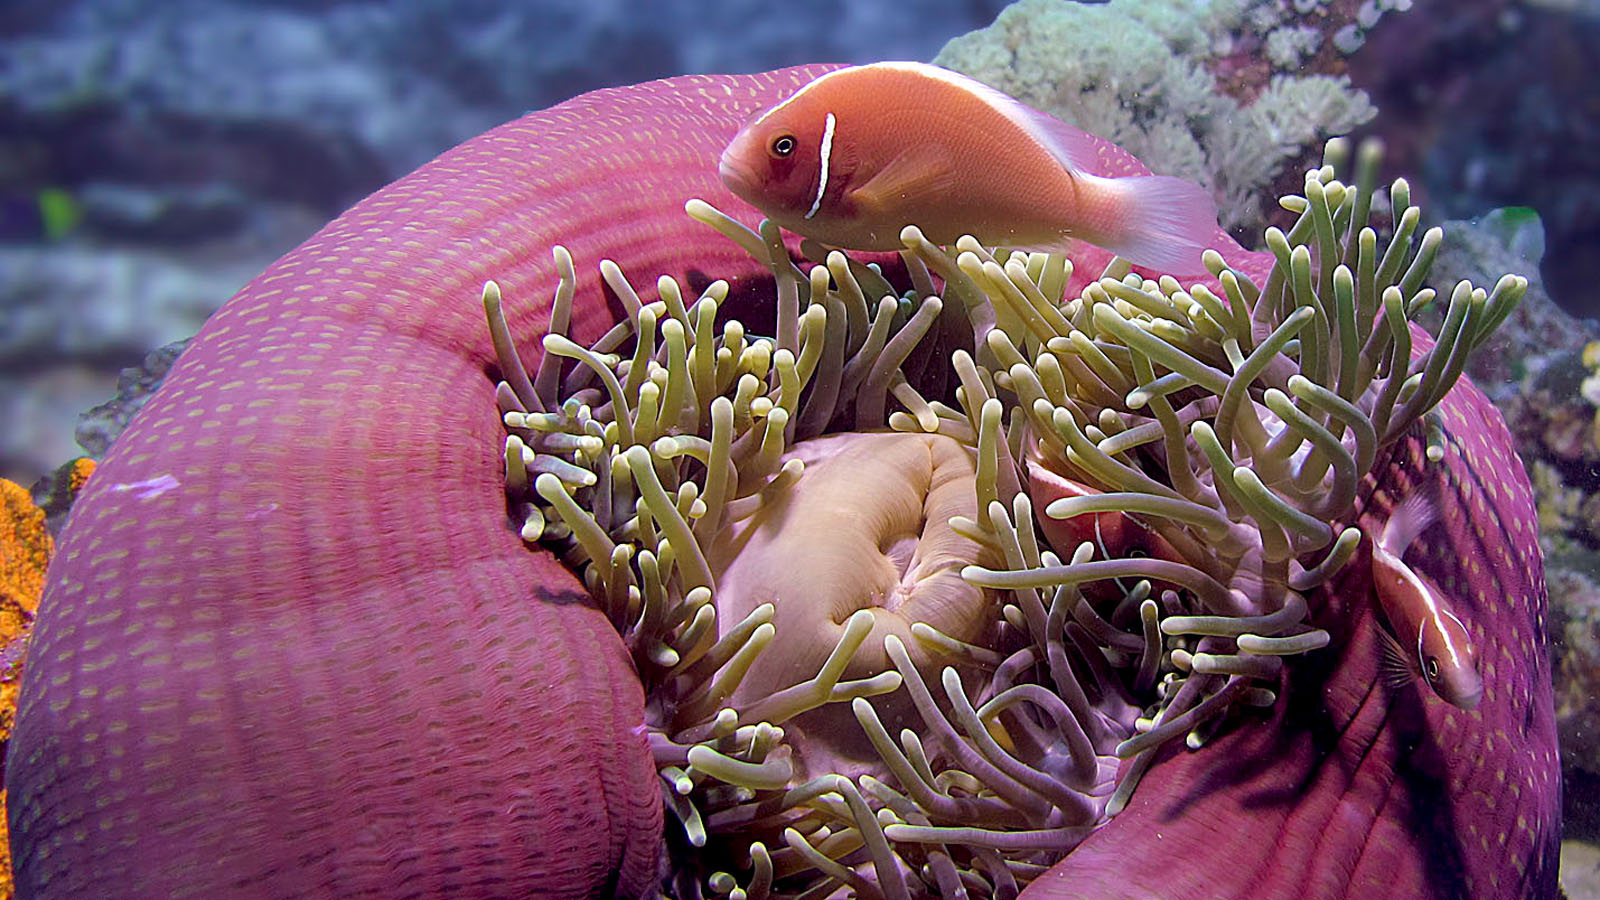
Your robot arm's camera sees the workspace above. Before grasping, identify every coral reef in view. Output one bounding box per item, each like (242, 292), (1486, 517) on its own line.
(934, 0), (1383, 235)
(2, 1), (1593, 882)
(2, 458), (88, 782)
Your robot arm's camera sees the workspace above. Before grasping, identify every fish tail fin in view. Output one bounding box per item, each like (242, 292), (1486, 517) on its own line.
(1076, 173), (1217, 275)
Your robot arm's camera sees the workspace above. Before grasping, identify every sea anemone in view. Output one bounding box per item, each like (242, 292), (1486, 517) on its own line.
(484, 138), (1524, 897)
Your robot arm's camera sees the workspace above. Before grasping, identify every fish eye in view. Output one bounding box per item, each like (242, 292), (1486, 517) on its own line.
(769, 134), (797, 158)
(1425, 657), (1440, 680)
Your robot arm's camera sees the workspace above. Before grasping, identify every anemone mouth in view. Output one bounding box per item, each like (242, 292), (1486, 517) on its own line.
(484, 139), (1524, 898)
(709, 430), (1012, 780)
(711, 431), (1004, 696)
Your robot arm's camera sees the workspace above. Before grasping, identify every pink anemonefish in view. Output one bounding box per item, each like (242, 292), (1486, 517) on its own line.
(719, 61), (1220, 274)
(1371, 491), (1483, 710)
(1025, 453), (1183, 571)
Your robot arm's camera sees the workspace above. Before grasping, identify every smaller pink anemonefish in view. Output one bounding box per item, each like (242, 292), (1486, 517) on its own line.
(719, 61), (1219, 274)
(1371, 491), (1484, 710)
(1024, 452), (1183, 571)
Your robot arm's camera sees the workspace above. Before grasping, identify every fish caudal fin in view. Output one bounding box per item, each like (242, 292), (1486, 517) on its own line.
(1078, 173), (1217, 275)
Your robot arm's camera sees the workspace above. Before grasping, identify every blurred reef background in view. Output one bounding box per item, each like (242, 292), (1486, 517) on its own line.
(2, 0), (1599, 893)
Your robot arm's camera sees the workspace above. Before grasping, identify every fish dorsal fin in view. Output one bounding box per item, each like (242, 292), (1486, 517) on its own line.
(929, 67), (1106, 173)
(862, 62), (1107, 175)
(1378, 488), (1439, 558)
(1015, 109), (1111, 174)
(846, 142), (958, 218)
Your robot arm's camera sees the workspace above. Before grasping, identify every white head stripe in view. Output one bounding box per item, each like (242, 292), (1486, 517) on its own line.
(805, 112), (836, 220)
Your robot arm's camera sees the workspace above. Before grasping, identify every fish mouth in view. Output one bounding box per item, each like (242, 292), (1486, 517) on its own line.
(717, 149), (760, 201)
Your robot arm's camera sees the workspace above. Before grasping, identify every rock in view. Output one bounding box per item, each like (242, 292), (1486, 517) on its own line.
(1561, 838), (1600, 900)
(0, 366), (108, 486)
(1550, 562), (1600, 780)
(73, 337), (190, 459)
(77, 182), (250, 243)
(0, 244), (256, 365)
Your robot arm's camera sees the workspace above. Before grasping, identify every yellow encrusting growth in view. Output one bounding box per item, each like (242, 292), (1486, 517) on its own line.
(2, 459), (91, 900)
(1, 479), (49, 900)
(1, 478), (51, 623)
(66, 457), (95, 495)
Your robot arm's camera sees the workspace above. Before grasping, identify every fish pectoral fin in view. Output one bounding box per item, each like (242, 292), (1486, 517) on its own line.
(1376, 623), (1419, 688)
(846, 144), (958, 218)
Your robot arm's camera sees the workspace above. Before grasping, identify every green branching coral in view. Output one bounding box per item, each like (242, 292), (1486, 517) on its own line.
(935, 0), (1380, 233)
(482, 138), (1521, 899)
